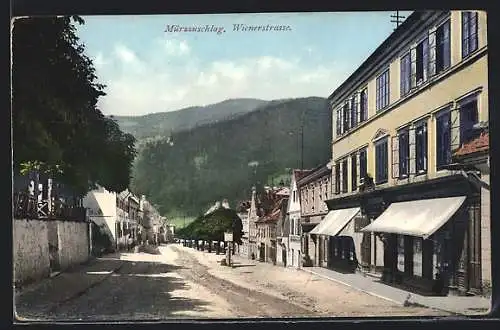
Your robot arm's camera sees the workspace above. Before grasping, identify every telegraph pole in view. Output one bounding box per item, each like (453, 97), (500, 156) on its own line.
(390, 11), (406, 30)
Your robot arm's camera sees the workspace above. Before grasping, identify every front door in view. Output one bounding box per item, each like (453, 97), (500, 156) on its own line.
(467, 198), (482, 293)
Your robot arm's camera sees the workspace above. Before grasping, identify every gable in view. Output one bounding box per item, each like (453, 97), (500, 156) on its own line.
(372, 128), (390, 142)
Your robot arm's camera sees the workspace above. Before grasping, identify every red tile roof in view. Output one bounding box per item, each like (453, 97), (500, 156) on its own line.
(293, 169), (312, 182)
(454, 131), (489, 157)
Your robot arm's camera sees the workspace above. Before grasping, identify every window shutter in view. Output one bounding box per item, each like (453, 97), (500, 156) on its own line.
(428, 30), (437, 77)
(470, 11), (478, 52)
(391, 135), (400, 179)
(462, 12), (469, 57)
(410, 47), (417, 88)
(339, 161), (344, 192)
(356, 151), (361, 187)
(443, 21), (451, 69)
(450, 106), (461, 151)
(409, 127), (416, 175)
(423, 124), (428, 171)
(422, 37), (429, 82)
(355, 92), (361, 124)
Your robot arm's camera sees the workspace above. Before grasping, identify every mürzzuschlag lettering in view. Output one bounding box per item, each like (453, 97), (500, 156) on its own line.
(165, 25), (226, 35)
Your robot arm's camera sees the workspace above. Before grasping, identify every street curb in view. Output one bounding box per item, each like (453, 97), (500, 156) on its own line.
(300, 268), (403, 306)
(300, 268), (463, 316)
(46, 261), (125, 313)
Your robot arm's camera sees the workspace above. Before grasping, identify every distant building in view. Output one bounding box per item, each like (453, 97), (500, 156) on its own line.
(83, 186), (141, 251)
(297, 165), (331, 268)
(255, 188), (289, 264)
(236, 200), (251, 257)
(285, 170), (312, 268)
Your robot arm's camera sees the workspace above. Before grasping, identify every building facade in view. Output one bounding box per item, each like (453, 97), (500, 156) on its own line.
(247, 186), (260, 260)
(236, 200), (251, 257)
(296, 166), (331, 268)
(287, 170), (311, 268)
(324, 10), (488, 295)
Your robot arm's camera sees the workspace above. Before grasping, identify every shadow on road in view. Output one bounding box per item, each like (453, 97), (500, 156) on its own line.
(15, 255), (218, 321)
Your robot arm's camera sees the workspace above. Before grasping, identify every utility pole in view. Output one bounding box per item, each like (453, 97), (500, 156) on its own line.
(390, 11), (406, 30)
(299, 109), (307, 170)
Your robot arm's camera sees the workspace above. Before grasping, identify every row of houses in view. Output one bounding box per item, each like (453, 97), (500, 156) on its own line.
(82, 186), (175, 252)
(236, 10), (490, 297)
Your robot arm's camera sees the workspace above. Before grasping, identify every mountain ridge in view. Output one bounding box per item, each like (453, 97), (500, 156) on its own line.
(127, 95), (332, 218)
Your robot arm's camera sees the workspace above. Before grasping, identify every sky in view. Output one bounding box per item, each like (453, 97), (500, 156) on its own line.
(76, 12), (413, 117)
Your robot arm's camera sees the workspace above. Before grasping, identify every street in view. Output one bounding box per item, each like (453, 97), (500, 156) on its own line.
(15, 244), (448, 321)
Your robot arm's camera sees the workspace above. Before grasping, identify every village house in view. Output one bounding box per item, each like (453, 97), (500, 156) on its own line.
(297, 165), (331, 268)
(286, 169), (312, 268)
(255, 187), (289, 264)
(450, 127), (490, 294)
(322, 10), (488, 295)
(83, 187), (144, 251)
(139, 196), (163, 245)
(247, 186), (260, 260)
(236, 200), (251, 257)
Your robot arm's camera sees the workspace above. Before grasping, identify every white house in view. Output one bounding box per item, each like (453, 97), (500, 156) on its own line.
(287, 170), (311, 268)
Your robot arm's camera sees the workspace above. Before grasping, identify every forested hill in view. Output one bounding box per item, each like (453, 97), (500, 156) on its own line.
(130, 96), (332, 218)
(112, 98), (269, 140)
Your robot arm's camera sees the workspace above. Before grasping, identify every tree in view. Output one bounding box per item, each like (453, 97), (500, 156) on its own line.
(176, 207), (243, 244)
(12, 16), (136, 195)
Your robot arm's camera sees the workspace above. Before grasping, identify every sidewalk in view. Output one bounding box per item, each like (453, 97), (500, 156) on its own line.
(301, 266), (491, 316)
(15, 253), (125, 319)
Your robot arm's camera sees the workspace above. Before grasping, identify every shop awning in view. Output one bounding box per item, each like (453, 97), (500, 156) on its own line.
(360, 196), (467, 239)
(309, 207), (361, 236)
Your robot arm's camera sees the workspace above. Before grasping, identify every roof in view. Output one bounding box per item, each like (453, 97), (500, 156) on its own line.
(454, 131), (489, 157)
(256, 196), (288, 224)
(236, 200), (251, 213)
(293, 169), (313, 182)
(297, 163), (331, 187)
(275, 187), (290, 196)
(327, 11), (443, 105)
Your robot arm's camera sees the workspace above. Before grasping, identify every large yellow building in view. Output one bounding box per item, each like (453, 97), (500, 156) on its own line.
(314, 10), (489, 296)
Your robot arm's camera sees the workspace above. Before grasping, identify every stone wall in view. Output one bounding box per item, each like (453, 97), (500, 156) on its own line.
(13, 219), (50, 285)
(480, 174), (491, 288)
(13, 219), (90, 285)
(57, 221), (90, 270)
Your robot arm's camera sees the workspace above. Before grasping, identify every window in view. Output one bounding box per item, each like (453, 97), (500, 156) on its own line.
(462, 11), (478, 58)
(341, 159), (348, 193)
(415, 122), (428, 174)
(336, 107), (342, 136)
(376, 69), (390, 111)
(335, 163), (340, 194)
(436, 20), (451, 73)
(436, 110), (452, 169)
(460, 97), (479, 145)
(400, 53), (411, 96)
(360, 89), (368, 122)
(343, 102), (350, 132)
(351, 154), (357, 191)
(350, 95), (358, 128)
(375, 138), (388, 184)
(293, 191), (296, 203)
(413, 238), (423, 277)
(398, 129), (410, 178)
(359, 148), (367, 183)
(415, 38), (429, 84)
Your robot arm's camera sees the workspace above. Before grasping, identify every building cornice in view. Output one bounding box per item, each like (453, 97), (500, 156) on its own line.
(297, 166), (331, 187)
(328, 11), (447, 106)
(332, 46), (488, 146)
